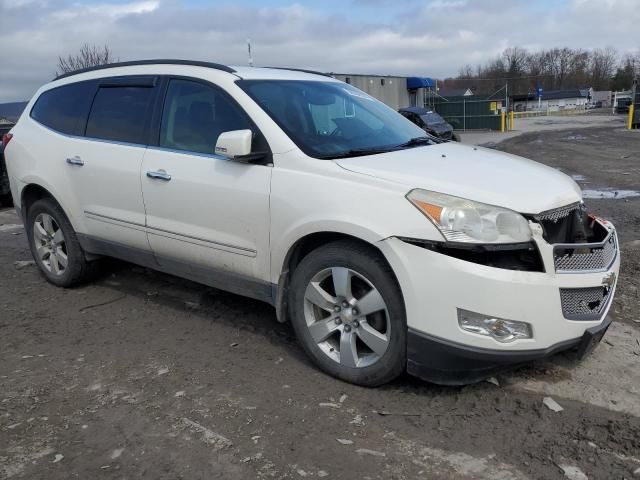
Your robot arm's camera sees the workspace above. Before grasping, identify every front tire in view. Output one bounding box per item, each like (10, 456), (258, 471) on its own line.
(26, 197), (92, 287)
(289, 240), (406, 386)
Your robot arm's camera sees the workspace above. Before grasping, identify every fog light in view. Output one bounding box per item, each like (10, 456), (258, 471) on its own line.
(457, 309), (532, 343)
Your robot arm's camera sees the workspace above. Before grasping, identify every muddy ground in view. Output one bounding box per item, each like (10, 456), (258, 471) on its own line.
(1, 121), (639, 479)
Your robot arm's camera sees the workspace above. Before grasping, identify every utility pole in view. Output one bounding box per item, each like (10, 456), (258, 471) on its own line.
(247, 39), (254, 67)
(505, 80), (509, 130)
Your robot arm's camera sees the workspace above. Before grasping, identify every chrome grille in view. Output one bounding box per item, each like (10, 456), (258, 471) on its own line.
(534, 202), (581, 223)
(560, 286), (613, 321)
(554, 233), (617, 273)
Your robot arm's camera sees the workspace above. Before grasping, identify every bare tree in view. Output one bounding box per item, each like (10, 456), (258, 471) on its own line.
(453, 46), (622, 94)
(56, 44), (117, 76)
(503, 47), (528, 75)
(458, 64), (474, 79)
(590, 46), (617, 90)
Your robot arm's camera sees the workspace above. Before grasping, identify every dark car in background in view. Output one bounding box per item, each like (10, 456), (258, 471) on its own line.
(0, 101), (27, 207)
(398, 107), (460, 142)
(1, 123), (14, 206)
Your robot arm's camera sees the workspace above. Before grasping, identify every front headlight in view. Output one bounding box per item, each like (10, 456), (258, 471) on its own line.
(407, 189), (532, 244)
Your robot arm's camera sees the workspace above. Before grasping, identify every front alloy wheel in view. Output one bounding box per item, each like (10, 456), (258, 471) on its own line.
(289, 240), (406, 386)
(304, 267), (390, 368)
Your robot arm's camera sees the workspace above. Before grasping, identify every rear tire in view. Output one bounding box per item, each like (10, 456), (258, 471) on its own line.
(26, 197), (92, 287)
(289, 240), (406, 386)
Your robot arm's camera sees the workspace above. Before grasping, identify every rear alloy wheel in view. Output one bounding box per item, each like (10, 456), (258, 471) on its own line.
(33, 213), (68, 276)
(26, 197), (93, 287)
(290, 240), (406, 386)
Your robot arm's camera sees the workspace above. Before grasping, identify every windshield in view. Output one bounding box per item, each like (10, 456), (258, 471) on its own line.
(238, 80), (430, 159)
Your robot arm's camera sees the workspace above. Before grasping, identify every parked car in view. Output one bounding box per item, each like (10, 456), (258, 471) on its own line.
(398, 107), (460, 141)
(615, 98), (632, 114)
(0, 123), (15, 206)
(4, 60), (619, 386)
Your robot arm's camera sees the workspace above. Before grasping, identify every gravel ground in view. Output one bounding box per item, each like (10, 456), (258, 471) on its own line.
(1, 122), (639, 479)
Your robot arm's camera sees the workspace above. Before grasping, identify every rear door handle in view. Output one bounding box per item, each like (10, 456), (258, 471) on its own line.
(146, 169), (172, 181)
(66, 156), (84, 166)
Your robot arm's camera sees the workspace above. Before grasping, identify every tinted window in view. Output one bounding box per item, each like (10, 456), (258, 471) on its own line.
(86, 86), (153, 144)
(30, 81), (96, 135)
(240, 80), (428, 159)
(160, 79), (252, 155)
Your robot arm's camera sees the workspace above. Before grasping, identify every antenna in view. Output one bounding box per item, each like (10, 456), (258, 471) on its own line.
(247, 39), (254, 67)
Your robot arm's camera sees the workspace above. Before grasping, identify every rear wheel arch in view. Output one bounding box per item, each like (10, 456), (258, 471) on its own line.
(21, 183), (79, 229)
(21, 184), (57, 219)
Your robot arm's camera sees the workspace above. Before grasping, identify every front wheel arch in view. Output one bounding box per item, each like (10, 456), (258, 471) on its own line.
(275, 231), (402, 324)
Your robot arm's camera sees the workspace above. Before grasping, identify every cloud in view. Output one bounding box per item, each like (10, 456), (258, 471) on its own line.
(0, 0), (638, 101)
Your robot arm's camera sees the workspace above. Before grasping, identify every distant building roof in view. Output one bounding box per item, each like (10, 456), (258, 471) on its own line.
(407, 77), (434, 89)
(0, 101), (28, 122)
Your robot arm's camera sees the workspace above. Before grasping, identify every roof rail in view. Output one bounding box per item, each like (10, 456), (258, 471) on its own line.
(55, 59), (236, 80)
(264, 67), (333, 78)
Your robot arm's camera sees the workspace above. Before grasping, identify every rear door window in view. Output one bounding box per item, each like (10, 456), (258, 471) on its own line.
(86, 84), (155, 145)
(30, 81), (96, 135)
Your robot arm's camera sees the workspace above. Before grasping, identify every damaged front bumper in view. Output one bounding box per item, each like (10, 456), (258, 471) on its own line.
(378, 214), (620, 385)
(406, 316), (612, 385)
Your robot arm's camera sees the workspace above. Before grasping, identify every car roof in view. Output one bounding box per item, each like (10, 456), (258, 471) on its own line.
(54, 59), (338, 83)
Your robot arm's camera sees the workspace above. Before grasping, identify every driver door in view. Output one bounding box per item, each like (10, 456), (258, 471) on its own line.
(140, 78), (272, 292)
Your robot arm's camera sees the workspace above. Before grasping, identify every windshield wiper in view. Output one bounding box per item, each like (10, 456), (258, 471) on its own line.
(317, 137), (437, 160)
(395, 136), (436, 148)
(317, 147), (396, 160)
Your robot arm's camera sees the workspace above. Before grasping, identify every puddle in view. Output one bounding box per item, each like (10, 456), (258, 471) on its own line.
(582, 189), (640, 199)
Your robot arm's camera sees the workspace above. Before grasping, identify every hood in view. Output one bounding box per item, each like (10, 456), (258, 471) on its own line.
(335, 142), (582, 214)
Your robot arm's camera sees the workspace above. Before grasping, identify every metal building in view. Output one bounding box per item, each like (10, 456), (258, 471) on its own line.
(329, 74), (434, 111)
(331, 74), (411, 111)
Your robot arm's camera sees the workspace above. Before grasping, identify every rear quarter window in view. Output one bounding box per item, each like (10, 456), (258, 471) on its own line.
(30, 81), (96, 135)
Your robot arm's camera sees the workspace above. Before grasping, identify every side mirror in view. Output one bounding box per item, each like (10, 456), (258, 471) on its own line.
(215, 129), (252, 159)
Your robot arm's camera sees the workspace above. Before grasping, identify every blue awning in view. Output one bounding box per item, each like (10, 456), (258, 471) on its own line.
(407, 77), (434, 89)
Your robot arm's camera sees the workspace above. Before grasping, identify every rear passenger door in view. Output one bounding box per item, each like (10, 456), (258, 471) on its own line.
(69, 76), (158, 251)
(140, 78), (272, 293)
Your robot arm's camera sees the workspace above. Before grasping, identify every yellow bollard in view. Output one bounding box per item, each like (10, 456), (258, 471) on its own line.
(509, 111), (514, 131)
(501, 111), (505, 132)
(628, 104), (635, 130)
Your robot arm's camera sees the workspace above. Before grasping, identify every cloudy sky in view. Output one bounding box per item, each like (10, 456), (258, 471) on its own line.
(0, 0), (638, 102)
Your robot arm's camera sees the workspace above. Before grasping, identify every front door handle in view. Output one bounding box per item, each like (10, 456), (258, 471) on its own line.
(66, 156), (84, 166)
(146, 169), (172, 181)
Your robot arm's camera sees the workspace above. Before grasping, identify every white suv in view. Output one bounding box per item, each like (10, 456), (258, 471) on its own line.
(3, 60), (620, 386)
